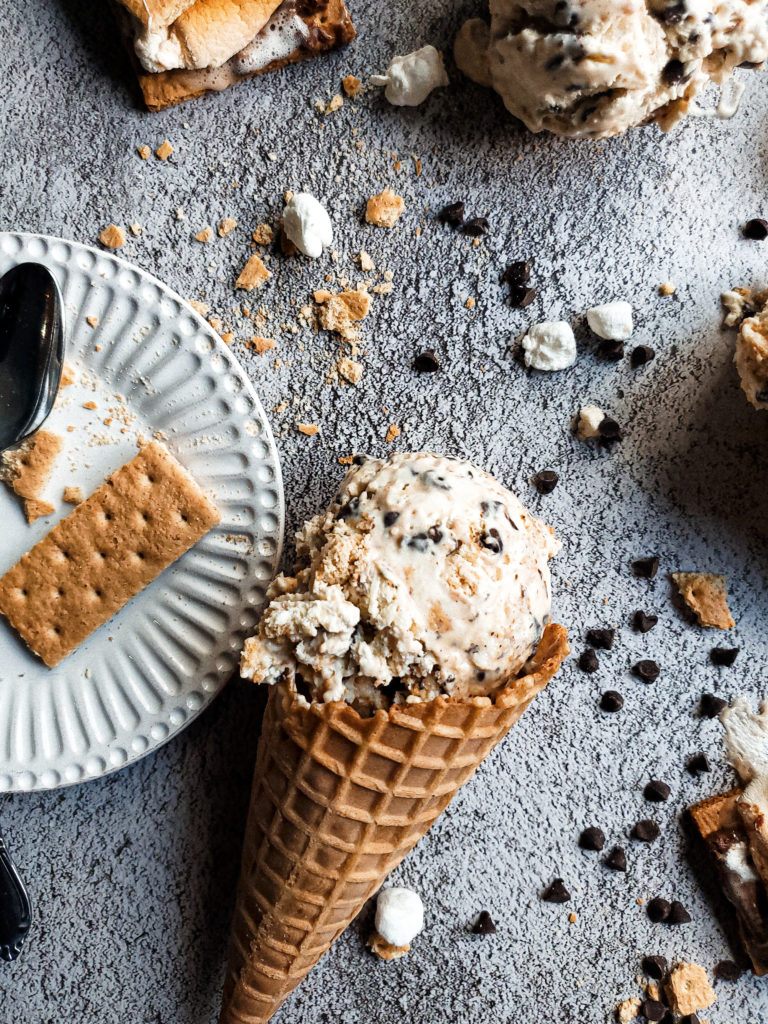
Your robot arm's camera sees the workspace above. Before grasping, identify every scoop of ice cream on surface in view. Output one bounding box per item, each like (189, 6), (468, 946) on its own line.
(455, 1), (768, 139)
(241, 452), (560, 708)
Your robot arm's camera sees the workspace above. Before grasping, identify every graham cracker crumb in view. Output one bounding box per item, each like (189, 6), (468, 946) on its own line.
(367, 930), (410, 961)
(221, 332), (234, 346)
(672, 572), (735, 630)
(465, 297), (476, 309)
(317, 290), (371, 340)
(314, 289), (333, 304)
(137, 145), (150, 159)
(62, 486), (84, 505)
(60, 363), (76, 387)
(665, 963), (716, 1017)
(615, 997), (641, 1023)
(297, 423), (319, 436)
(338, 454), (355, 465)
(359, 250), (375, 271)
(659, 282), (676, 296)
(86, 316), (99, 328)
(129, 222), (142, 236)
(342, 74), (362, 98)
(218, 218), (237, 237)
(99, 224), (125, 249)
(24, 499), (55, 524)
(246, 335), (276, 354)
(252, 223), (274, 245)
(188, 300), (210, 316)
(82, 401), (98, 411)
(386, 424), (400, 443)
(366, 188), (405, 228)
(325, 93), (344, 114)
(337, 357), (363, 384)
(155, 139), (173, 161)
(236, 255), (271, 292)
(195, 227), (213, 243)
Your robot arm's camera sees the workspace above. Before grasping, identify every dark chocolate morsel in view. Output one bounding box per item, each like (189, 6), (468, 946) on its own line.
(714, 959), (744, 981)
(633, 660), (660, 683)
(461, 217), (489, 237)
(439, 201), (464, 227)
(471, 910), (496, 935)
(413, 350), (440, 373)
(604, 846), (627, 872)
(632, 819), (660, 843)
(586, 627), (615, 650)
(641, 999), (667, 1022)
(631, 345), (656, 368)
(686, 752), (710, 776)
(743, 218), (768, 241)
(646, 897), (671, 922)
(644, 780), (671, 803)
(710, 647), (739, 667)
(667, 900), (691, 925)
(531, 469), (559, 494)
(501, 261), (531, 287)
(699, 692), (727, 718)
(579, 827), (605, 851)
(541, 878), (571, 903)
(632, 557), (659, 579)
(600, 690), (624, 713)
(632, 610), (658, 633)
(641, 954), (667, 980)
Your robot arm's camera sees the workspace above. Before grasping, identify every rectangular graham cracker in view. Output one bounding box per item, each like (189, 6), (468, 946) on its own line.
(0, 442), (220, 667)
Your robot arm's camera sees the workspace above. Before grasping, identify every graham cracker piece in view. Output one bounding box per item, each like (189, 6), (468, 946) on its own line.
(99, 224), (126, 248)
(236, 255), (271, 291)
(23, 499), (55, 524)
(672, 572), (735, 629)
(0, 441), (220, 667)
(1, 430), (63, 524)
(665, 963), (716, 1017)
(615, 998), (641, 1023)
(317, 289), (370, 339)
(689, 789), (744, 838)
(123, 0), (356, 112)
(366, 930), (410, 961)
(366, 188), (405, 228)
(63, 486), (84, 505)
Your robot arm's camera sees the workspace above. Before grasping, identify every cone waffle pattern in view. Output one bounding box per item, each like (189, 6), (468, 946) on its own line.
(220, 623), (569, 1024)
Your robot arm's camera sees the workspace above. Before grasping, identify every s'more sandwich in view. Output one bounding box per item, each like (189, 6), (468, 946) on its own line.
(113, 0), (355, 111)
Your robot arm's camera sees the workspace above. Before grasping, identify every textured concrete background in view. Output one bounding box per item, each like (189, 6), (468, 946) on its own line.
(3, 1), (768, 1021)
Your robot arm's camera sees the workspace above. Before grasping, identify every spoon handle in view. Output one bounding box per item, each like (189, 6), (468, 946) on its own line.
(0, 828), (31, 962)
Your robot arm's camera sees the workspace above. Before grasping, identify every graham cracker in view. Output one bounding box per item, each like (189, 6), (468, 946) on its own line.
(665, 963), (716, 1016)
(0, 430), (63, 524)
(0, 441), (220, 667)
(121, 0), (355, 112)
(672, 572), (735, 629)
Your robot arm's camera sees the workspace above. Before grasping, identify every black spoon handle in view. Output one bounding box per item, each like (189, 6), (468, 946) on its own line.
(0, 828), (31, 962)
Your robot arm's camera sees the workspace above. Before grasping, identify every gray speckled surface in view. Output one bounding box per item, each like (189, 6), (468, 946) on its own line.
(3, 1), (768, 1021)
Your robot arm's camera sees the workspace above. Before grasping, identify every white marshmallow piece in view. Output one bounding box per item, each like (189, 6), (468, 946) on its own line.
(722, 696), (768, 782)
(375, 887), (424, 947)
(370, 45), (449, 107)
(586, 301), (634, 341)
(283, 192), (333, 259)
(522, 322), (577, 372)
(576, 405), (605, 441)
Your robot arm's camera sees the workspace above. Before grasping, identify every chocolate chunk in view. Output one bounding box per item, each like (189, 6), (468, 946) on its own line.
(509, 284), (537, 308)
(662, 58), (686, 85)
(656, 2), (685, 25)
(686, 752), (710, 776)
(714, 959), (744, 981)
(597, 338), (625, 361)
(600, 690), (624, 712)
(711, 647), (739, 667)
(604, 846), (627, 872)
(501, 261), (531, 286)
(646, 897), (671, 923)
(337, 496), (360, 520)
(462, 217), (489, 237)
(579, 826), (605, 851)
(413, 350), (440, 373)
(641, 999), (667, 1022)
(439, 201), (464, 227)
(631, 345), (656, 368)
(679, 1016), (700, 1024)
(586, 627), (615, 650)
(531, 469), (559, 494)
(743, 218), (768, 241)
(383, 511), (400, 527)
(578, 648), (599, 673)
(699, 692), (727, 718)
(632, 819), (660, 843)
(667, 900), (691, 924)
(427, 525), (443, 544)
(644, 780), (670, 803)
(409, 533), (429, 553)
(632, 556), (659, 579)
(598, 416), (623, 443)
(541, 878), (571, 903)
(633, 659), (660, 683)
(479, 528), (503, 554)
(641, 955), (667, 980)
(632, 610), (658, 633)
(471, 910), (496, 935)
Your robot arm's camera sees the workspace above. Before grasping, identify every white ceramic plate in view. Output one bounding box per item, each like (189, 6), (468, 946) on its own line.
(0, 233), (284, 793)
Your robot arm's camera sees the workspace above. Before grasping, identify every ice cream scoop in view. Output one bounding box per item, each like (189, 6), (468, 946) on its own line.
(241, 452), (560, 708)
(455, 0), (768, 139)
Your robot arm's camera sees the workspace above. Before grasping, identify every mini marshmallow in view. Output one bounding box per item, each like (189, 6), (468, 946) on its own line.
(586, 301), (634, 341)
(576, 405), (605, 441)
(522, 322), (577, 372)
(374, 886), (424, 947)
(370, 46), (449, 107)
(283, 192), (333, 258)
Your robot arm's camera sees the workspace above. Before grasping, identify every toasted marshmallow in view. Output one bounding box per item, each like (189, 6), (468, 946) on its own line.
(370, 45), (449, 106)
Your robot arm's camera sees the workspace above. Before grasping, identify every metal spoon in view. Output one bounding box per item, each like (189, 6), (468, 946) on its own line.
(0, 263), (65, 452)
(0, 827), (31, 961)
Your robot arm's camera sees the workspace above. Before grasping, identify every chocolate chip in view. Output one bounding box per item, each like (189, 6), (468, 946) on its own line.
(633, 659), (660, 683)
(646, 897), (671, 922)
(632, 819), (660, 843)
(644, 780), (671, 803)
(462, 217), (489, 237)
(631, 345), (656, 368)
(579, 826), (605, 851)
(409, 533), (429, 553)
(531, 469), (559, 494)
(598, 416), (623, 443)
(501, 260), (531, 286)
(337, 497), (360, 520)
(743, 218), (768, 241)
(597, 338), (625, 361)
(509, 284), (537, 308)
(541, 878), (571, 903)
(427, 525), (443, 544)
(641, 999), (667, 1022)
(600, 690), (624, 712)
(604, 846), (627, 872)
(714, 959), (744, 981)
(667, 900), (691, 924)
(471, 910), (496, 935)
(711, 647), (739, 667)
(586, 627), (615, 650)
(413, 350), (440, 373)
(439, 201), (464, 227)
(679, 1016), (700, 1024)
(662, 58), (686, 85)
(383, 511), (400, 527)
(479, 528), (503, 554)
(699, 692), (727, 718)
(578, 648), (599, 673)
(632, 610), (658, 633)
(641, 955), (667, 980)
(686, 752), (710, 776)
(632, 556), (660, 579)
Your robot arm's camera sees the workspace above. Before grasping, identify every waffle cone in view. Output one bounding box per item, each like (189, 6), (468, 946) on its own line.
(220, 622), (569, 1024)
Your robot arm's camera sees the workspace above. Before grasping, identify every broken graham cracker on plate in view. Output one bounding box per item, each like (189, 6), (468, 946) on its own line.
(0, 441), (220, 668)
(116, 0), (356, 112)
(0, 429), (63, 524)
(664, 963), (716, 1017)
(672, 572), (735, 629)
